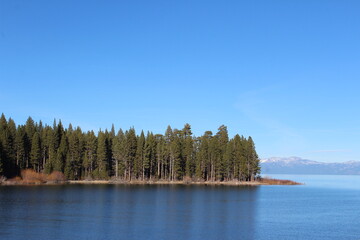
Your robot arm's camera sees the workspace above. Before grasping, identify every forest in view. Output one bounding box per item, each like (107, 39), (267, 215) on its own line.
(0, 113), (260, 182)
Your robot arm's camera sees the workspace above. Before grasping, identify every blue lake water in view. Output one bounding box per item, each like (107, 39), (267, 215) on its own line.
(1, 175), (360, 240)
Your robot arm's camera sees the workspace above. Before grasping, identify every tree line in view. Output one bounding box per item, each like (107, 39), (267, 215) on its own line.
(0, 114), (260, 181)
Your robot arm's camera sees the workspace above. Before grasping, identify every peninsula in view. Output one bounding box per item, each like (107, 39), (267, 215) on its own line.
(0, 114), (299, 186)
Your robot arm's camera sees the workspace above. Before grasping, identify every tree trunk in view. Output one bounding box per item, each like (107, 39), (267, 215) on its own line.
(115, 159), (118, 178)
(157, 160), (160, 179)
(169, 157), (172, 181)
(142, 165), (145, 181)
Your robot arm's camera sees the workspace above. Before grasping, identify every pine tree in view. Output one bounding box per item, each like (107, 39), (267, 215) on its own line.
(112, 129), (126, 178)
(232, 134), (241, 180)
(0, 115), (262, 182)
(135, 131), (145, 180)
(183, 124), (194, 178)
(172, 129), (184, 180)
(83, 130), (97, 178)
(202, 131), (213, 181)
(165, 125), (174, 180)
(208, 132), (218, 181)
(224, 139), (234, 181)
(247, 136), (260, 181)
(110, 124), (116, 138)
(7, 118), (17, 167)
(155, 134), (166, 179)
(65, 127), (84, 179)
(144, 132), (156, 179)
(54, 135), (68, 172)
(0, 114), (9, 175)
(0, 142), (4, 176)
(25, 117), (36, 145)
(96, 131), (109, 179)
(214, 125), (229, 180)
(44, 126), (56, 173)
(105, 129), (114, 176)
(125, 128), (137, 180)
(54, 120), (64, 150)
(30, 132), (41, 172)
(0, 114), (6, 132)
(194, 137), (203, 180)
(15, 126), (26, 169)
(237, 135), (248, 181)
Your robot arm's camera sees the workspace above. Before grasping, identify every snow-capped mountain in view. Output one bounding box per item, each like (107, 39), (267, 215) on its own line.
(260, 157), (360, 175)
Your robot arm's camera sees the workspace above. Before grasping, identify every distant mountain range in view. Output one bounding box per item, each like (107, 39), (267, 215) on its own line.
(260, 157), (360, 175)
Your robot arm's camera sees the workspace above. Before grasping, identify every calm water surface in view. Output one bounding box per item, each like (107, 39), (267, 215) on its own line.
(1, 175), (360, 240)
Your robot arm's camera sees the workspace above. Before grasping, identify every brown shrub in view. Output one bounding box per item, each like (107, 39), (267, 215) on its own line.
(183, 176), (193, 184)
(7, 176), (21, 182)
(46, 171), (66, 182)
(258, 176), (301, 185)
(21, 169), (47, 184)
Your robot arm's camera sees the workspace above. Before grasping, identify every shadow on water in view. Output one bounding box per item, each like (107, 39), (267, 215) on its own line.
(0, 184), (260, 240)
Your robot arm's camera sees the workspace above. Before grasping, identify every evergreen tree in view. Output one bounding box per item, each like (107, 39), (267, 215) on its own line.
(105, 129), (114, 176)
(201, 131), (213, 181)
(165, 125), (174, 180)
(30, 132), (41, 172)
(0, 114), (6, 133)
(42, 126), (53, 173)
(110, 124), (116, 138)
(96, 131), (109, 179)
(54, 120), (64, 150)
(172, 129), (184, 180)
(194, 137), (203, 180)
(54, 135), (68, 172)
(144, 132), (156, 179)
(25, 117), (36, 145)
(44, 126), (56, 173)
(0, 114), (261, 181)
(15, 126), (27, 169)
(155, 134), (166, 179)
(0, 142), (3, 176)
(247, 136), (260, 181)
(0, 114), (9, 171)
(135, 131), (145, 180)
(83, 130), (97, 178)
(65, 127), (84, 179)
(214, 125), (229, 180)
(183, 124), (194, 178)
(224, 139), (235, 181)
(7, 118), (17, 166)
(232, 134), (242, 180)
(0, 114), (17, 176)
(125, 128), (137, 180)
(112, 129), (126, 178)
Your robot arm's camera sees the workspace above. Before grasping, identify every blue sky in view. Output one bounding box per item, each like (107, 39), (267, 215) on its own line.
(1, 0), (359, 162)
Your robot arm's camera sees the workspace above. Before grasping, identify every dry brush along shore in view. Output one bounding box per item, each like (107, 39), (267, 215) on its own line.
(0, 170), (302, 186)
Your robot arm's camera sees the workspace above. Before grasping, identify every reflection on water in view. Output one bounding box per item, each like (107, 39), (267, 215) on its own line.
(0, 185), (259, 240)
(2, 176), (360, 240)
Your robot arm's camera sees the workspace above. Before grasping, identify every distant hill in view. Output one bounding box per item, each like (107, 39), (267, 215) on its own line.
(260, 157), (360, 175)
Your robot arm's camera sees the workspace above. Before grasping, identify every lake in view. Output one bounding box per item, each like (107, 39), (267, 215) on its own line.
(1, 175), (360, 240)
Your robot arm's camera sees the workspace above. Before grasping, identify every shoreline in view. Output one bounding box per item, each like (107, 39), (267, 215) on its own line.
(0, 178), (302, 186)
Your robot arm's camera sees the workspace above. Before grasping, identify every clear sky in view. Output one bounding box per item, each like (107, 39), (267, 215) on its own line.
(1, 0), (359, 162)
